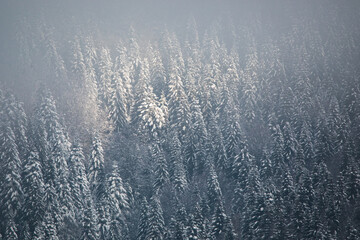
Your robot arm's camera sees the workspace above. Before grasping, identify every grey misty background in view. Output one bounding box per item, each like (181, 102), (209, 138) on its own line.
(1, 0), (360, 240)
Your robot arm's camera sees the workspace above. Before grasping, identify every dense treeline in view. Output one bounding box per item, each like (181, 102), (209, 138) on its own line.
(1, 1), (360, 239)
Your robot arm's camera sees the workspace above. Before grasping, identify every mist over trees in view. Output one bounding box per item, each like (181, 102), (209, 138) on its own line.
(1, 0), (360, 239)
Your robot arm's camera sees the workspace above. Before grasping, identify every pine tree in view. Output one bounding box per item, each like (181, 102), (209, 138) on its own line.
(188, 99), (209, 176)
(341, 141), (360, 203)
(207, 165), (224, 214)
(147, 194), (166, 240)
(151, 143), (169, 193)
(107, 162), (130, 216)
(22, 151), (45, 235)
(68, 142), (91, 221)
(208, 112), (228, 171)
(282, 121), (298, 164)
(169, 133), (188, 193)
(170, 204), (188, 240)
(4, 217), (18, 240)
(167, 57), (192, 142)
(127, 26), (140, 81)
(106, 163), (130, 239)
(132, 62), (166, 138)
(2, 92), (29, 160)
(88, 135), (106, 201)
(42, 210), (59, 240)
(108, 70), (129, 132)
(81, 198), (99, 240)
(114, 42), (132, 115)
(97, 46), (114, 107)
(137, 197), (150, 240)
(49, 129), (74, 222)
(0, 122), (23, 237)
(241, 48), (259, 123)
(211, 204), (236, 240)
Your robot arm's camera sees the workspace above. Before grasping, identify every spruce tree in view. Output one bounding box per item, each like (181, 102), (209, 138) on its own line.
(0, 122), (23, 237)
(147, 194), (166, 240)
(22, 151), (45, 235)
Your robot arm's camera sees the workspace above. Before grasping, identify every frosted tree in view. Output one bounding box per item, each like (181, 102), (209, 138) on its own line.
(108, 71), (129, 132)
(241, 165), (265, 239)
(185, 16), (200, 61)
(187, 99), (209, 176)
(282, 121), (298, 163)
(137, 197), (150, 240)
(151, 143), (169, 193)
(4, 217), (18, 240)
(340, 141), (360, 203)
(1, 92), (29, 160)
(42, 210), (59, 240)
(114, 42), (132, 115)
(32, 87), (71, 181)
(170, 203), (188, 240)
(127, 26), (140, 81)
(107, 162), (130, 215)
(201, 32), (222, 113)
(106, 163), (130, 239)
(81, 198), (99, 240)
(88, 135), (106, 201)
(82, 36), (103, 132)
(41, 25), (68, 93)
(132, 63), (166, 139)
(270, 124), (286, 179)
(49, 128), (74, 224)
(68, 142), (92, 222)
(207, 164), (224, 214)
(71, 36), (87, 84)
(148, 43), (166, 97)
(208, 112), (228, 171)
(147, 194), (166, 240)
(97, 46), (114, 107)
(187, 203), (205, 240)
(22, 151), (45, 235)
(167, 57), (192, 142)
(211, 204), (236, 240)
(241, 46), (259, 123)
(169, 133), (188, 193)
(0, 122), (23, 238)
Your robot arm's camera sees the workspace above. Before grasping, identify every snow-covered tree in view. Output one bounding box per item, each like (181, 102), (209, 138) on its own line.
(0, 122), (23, 237)
(22, 151), (45, 235)
(88, 135), (106, 201)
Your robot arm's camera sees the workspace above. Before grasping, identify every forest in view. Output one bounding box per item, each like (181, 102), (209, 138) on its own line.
(0, 0), (360, 239)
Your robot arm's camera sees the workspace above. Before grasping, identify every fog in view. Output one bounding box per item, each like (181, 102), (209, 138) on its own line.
(1, 1), (360, 239)
(1, 0), (358, 100)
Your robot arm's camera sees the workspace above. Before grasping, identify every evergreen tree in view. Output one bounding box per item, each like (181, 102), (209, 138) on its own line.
(211, 204), (236, 240)
(132, 62), (166, 139)
(170, 204), (188, 240)
(81, 198), (99, 240)
(207, 164), (224, 214)
(97, 46), (114, 107)
(137, 197), (150, 240)
(169, 133), (188, 193)
(167, 57), (192, 142)
(68, 142), (91, 221)
(22, 151), (45, 235)
(88, 135), (106, 201)
(151, 143), (169, 193)
(147, 194), (166, 240)
(0, 122), (23, 237)
(4, 217), (18, 240)
(42, 210), (59, 240)
(2, 92), (29, 160)
(187, 202), (205, 240)
(108, 70), (129, 132)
